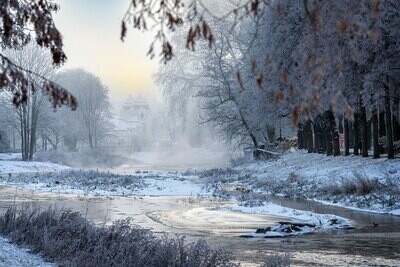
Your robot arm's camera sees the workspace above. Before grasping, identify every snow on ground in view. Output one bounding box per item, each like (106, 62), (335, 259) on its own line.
(0, 153), (70, 174)
(235, 149), (400, 183)
(136, 176), (207, 196)
(0, 161), (70, 174)
(0, 237), (55, 267)
(229, 202), (351, 228)
(0, 153), (21, 161)
(389, 209), (400, 216)
(223, 202), (352, 237)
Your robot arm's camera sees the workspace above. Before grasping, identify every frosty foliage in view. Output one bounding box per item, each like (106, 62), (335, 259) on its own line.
(154, 0), (399, 151)
(0, 206), (237, 267)
(261, 253), (291, 267)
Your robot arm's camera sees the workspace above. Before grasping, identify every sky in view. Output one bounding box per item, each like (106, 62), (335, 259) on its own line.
(53, 0), (161, 104)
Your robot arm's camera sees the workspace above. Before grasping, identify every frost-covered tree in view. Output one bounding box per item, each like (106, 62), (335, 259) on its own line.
(55, 69), (112, 150)
(3, 44), (56, 160)
(135, 0), (399, 158)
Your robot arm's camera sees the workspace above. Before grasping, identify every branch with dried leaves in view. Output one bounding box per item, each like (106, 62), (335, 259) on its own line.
(121, 0), (270, 63)
(0, 0), (76, 109)
(0, 53), (77, 109)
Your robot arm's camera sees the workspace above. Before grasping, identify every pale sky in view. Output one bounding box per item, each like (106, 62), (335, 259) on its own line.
(54, 0), (160, 103)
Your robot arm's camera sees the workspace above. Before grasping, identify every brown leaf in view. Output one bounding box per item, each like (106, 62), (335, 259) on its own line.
(236, 71), (245, 91)
(371, 0), (380, 17)
(345, 104), (353, 119)
(257, 73), (264, 88)
(121, 21), (127, 41)
(292, 106), (299, 125)
(289, 83), (297, 96)
(311, 73), (324, 86)
(336, 20), (348, 34)
(275, 90), (284, 103)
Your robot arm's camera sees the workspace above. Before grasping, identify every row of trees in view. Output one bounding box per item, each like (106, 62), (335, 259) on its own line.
(0, 45), (112, 160)
(155, 0), (399, 159)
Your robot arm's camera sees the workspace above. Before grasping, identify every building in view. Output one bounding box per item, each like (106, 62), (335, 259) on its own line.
(107, 95), (151, 152)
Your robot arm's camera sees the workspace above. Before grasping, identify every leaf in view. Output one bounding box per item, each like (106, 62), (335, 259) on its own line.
(236, 71), (245, 91)
(275, 90), (284, 103)
(121, 21), (127, 41)
(292, 106), (299, 125)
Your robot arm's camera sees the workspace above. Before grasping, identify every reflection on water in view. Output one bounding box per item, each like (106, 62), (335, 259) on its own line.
(0, 185), (399, 266)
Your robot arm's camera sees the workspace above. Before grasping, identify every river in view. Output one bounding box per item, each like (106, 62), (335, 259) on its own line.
(0, 184), (399, 266)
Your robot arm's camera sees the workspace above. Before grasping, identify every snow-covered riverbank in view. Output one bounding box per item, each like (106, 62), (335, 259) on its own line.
(195, 149), (400, 215)
(0, 237), (55, 267)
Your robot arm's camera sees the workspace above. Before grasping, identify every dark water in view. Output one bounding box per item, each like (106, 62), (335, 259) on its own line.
(0, 185), (399, 266)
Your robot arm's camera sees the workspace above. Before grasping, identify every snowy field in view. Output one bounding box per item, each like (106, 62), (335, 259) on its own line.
(0, 237), (55, 267)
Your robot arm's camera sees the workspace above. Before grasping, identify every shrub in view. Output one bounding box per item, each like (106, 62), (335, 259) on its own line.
(261, 253), (291, 267)
(0, 206), (237, 267)
(287, 172), (299, 183)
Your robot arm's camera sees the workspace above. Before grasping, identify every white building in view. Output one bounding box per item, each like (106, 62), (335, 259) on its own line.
(108, 95), (151, 152)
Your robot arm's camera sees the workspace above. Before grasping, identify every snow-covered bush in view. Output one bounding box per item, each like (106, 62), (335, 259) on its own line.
(261, 253), (291, 267)
(0, 206), (237, 267)
(230, 154), (255, 167)
(335, 172), (382, 196)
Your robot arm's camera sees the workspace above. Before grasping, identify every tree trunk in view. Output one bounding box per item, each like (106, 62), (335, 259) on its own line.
(323, 111), (335, 156)
(297, 123), (305, 149)
(29, 127), (36, 160)
(325, 129), (333, 156)
(331, 114), (340, 156)
(372, 109), (380, 158)
(333, 130), (340, 156)
(250, 133), (261, 159)
(88, 133), (94, 149)
(360, 105), (368, 157)
(306, 120), (314, 153)
(392, 97), (400, 141)
(379, 111), (386, 138)
(314, 127), (319, 153)
(385, 84), (394, 159)
(344, 118), (350, 156)
(267, 127), (276, 143)
(353, 113), (360, 156)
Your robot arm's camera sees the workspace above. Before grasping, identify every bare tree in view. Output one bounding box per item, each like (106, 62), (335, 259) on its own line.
(4, 44), (55, 160)
(55, 69), (112, 149)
